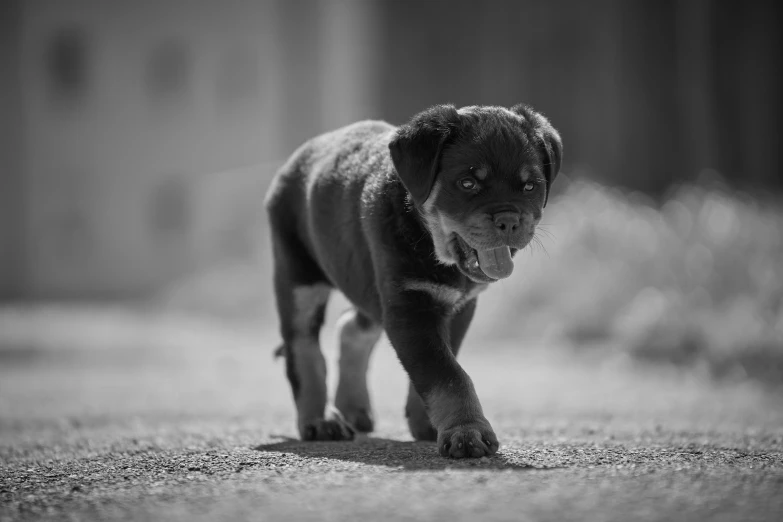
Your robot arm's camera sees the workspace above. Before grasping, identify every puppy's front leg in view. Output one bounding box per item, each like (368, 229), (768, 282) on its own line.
(384, 294), (499, 458)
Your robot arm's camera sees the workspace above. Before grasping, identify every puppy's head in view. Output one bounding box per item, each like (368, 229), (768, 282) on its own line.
(389, 104), (562, 283)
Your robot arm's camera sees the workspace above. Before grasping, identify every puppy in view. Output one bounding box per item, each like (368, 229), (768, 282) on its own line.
(265, 104), (562, 458)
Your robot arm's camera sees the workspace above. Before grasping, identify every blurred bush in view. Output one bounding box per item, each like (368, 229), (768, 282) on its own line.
(483, 175), (783, 385)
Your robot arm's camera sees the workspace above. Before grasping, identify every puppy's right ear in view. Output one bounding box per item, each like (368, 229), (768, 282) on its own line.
(510, 104), (562, 207)
(389, 104), (460, 207)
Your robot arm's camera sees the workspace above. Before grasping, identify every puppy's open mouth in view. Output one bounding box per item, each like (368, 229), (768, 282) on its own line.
(451, 234), (517, 283)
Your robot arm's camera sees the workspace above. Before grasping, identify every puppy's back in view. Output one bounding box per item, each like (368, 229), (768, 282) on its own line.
(264, 120), (397, 307)
(265, 120), (394, 213)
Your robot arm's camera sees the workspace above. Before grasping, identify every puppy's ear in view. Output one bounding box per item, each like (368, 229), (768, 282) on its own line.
(389, 104), (460, 206)
(511, 104), (562, 207)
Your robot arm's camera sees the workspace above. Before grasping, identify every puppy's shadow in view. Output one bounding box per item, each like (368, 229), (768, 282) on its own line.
(255, 435), (540, 471)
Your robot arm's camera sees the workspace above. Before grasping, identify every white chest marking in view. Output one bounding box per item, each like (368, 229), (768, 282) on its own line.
(401, 280), (488, 312)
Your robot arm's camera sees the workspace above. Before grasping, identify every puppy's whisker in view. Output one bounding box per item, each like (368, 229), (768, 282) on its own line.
(536, 224), (557, 241)
(535, 228), (555, 240)
(537, 221), (562, 228)
(533, 235), (550, 258)
(529, 239), (539, 257)
(412, 232), (429, 248)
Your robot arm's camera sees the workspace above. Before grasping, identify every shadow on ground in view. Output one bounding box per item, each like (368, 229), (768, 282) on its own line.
(255, 436), (557, 471)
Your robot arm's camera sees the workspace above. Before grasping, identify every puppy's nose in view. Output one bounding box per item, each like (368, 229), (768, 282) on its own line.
(493, 211), (520, 233)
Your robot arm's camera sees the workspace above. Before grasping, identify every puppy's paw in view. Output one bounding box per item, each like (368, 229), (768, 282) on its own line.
(339, 406), (374, 433)
(407, 416), (438, 442)
(300, 416), (355, 441)
(405, 404), (437, 441)
(335, 393), (375, 433)
(438, 421), (499, 458)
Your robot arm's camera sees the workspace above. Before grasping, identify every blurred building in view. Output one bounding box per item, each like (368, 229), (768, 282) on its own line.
(0, 0), (379, 299)
(1, 0), (780, 300)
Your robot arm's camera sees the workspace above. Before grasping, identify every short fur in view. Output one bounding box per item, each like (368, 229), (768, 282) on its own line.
(265, 104), (562, 458)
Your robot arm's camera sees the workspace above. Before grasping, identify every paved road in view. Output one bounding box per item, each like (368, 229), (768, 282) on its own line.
(1, 307), (782, 521)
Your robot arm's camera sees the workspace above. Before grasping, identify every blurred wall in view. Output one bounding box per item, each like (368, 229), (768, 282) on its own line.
(1, 0), (780, 299)
(375, 0), (782, 192)
(2, 0), (379, 299)
(15, 0), (281, 299)
(0, 0), (27, 299)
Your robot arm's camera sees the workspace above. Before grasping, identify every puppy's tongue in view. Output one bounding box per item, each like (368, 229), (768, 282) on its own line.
(476, 247), (514, 279)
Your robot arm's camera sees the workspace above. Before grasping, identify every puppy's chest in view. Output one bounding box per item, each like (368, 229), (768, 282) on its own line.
(401, 279), (488, 313)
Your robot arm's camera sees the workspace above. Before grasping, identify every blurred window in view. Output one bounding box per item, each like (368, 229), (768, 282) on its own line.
(146, 40), (191, 102)
(38, 169), (92, 258)
(45, 26), (90, 104)
(216, 46), (260, 105)
(150, 177), (191, 238)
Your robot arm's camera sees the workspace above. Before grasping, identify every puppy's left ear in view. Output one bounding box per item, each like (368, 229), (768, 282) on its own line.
(389, 104), (460, 207)
(511, 104), (562, 207)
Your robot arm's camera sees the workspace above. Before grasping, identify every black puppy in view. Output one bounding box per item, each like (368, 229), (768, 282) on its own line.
(265, 104), (562, 458)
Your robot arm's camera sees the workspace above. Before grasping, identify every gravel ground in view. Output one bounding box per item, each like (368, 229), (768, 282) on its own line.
(1, 307), (782, 521)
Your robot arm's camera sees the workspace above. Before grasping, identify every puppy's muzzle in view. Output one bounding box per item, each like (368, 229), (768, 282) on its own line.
(492, 211), (521, 241)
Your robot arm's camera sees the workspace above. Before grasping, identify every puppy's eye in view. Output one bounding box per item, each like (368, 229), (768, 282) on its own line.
(459, 178), (477, 191)
(523, 181), (536, 192)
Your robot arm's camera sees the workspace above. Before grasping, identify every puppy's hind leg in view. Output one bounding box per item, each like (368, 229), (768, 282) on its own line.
(273, 274), (354, 441)
(335, 309), (382, 433)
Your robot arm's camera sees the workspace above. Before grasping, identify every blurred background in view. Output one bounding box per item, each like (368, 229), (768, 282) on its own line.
(1, 0), (782, 396)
